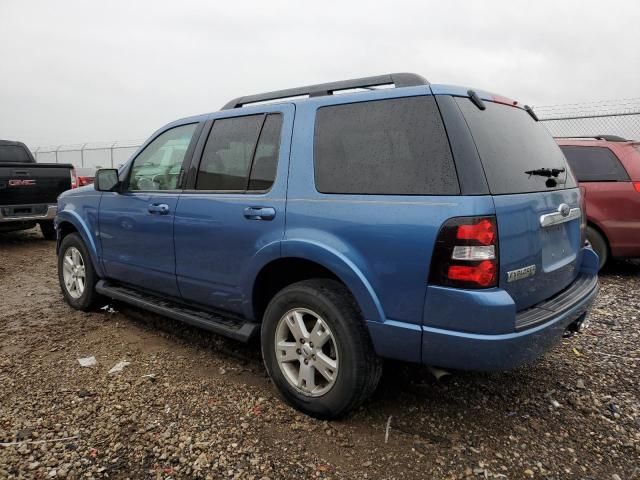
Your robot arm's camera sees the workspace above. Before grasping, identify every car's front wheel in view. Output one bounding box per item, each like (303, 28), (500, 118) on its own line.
(58, 233), (100, 311)
(261, 279), (382, 418)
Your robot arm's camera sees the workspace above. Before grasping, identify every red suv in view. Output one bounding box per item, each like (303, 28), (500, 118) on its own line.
(557, 135), (640, 269)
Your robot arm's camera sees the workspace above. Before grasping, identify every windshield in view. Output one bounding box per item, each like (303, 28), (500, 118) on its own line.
(456, 98), (577, 194)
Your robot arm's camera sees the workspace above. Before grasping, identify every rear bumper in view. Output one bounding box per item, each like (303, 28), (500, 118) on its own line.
(0, 204), (57, 222)
(421, 277), (597, 371)
(368, 248), (600, 370)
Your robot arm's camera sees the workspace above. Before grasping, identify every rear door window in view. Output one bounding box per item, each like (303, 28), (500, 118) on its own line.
(314, 96), (459, 195)
(196, 114), (282, 191)
(455, 98), (577, 194)
(560, 146), (630, 182)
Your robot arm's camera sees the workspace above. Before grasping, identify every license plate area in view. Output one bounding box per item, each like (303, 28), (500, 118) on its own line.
(0, 205), (47, 217)
(541, 223), (576, 271)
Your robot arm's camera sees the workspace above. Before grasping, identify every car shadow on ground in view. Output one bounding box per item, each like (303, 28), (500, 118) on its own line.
(0, 228), (49, 245)
(112, 298), (558, 422)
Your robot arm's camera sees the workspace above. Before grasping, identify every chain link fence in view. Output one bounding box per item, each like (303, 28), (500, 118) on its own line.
(536, 98), (640, 140)
(32, 140), (143, 173)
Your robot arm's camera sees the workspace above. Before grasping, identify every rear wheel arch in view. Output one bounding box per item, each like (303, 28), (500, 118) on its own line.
(252, 258), (345, 323)
(251, 254), (383, 326)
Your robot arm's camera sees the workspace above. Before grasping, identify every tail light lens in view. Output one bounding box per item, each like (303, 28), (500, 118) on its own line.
(78, 176), (94, 187)
(579, 186), (587, 245)
(633, 182), (640, 193)
(429, 216), (499, 289)
(70, 168), (78, 189)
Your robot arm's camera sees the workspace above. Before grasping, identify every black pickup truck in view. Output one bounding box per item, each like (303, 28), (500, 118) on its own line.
(0, 140), (75, 239)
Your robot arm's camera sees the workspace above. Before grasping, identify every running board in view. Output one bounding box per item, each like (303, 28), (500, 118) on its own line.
(95, 280), (259, 342)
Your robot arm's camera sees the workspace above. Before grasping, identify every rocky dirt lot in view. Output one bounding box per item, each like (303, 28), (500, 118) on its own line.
(0, 229), (638, 480)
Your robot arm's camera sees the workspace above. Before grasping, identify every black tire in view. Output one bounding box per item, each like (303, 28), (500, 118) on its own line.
(586, 226), (608, 270)
(57, 233), (101, 311)
(261, 279), (382, 419)
(39, 221), (56, 240)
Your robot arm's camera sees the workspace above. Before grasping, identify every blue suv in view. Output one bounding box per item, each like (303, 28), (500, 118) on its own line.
(55, 73), (599, 418)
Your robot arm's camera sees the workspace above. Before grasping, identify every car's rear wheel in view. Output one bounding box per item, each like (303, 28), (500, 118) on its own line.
(261, 279), (382, 419)
(586, 226), (608, 270)
(39, 221), (56, 240)
(58, 233), (101, 311)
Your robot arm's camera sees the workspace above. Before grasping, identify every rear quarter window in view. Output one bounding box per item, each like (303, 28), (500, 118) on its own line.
(314, 96), (459, 195)
(560, 146), (630, 182)
(455, 98), (577, 194)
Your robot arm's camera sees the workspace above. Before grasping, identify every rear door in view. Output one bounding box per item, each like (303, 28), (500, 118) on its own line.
(455, 98), (582, 310)
(99, 122), (201, 297)
(174, 104), (293, 314)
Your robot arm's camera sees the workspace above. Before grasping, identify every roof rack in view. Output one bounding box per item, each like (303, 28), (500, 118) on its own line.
(554, 135), (628, 142)
(222, 72), (429, 110)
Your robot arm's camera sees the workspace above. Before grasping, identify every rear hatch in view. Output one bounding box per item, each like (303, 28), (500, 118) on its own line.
(455, 97), (582, 311)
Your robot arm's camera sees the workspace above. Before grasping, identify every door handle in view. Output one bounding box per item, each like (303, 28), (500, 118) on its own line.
(243, 206), (276, 221)
(148, 203), (170, 215)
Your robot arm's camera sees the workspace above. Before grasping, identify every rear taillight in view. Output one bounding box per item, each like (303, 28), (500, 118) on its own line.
(78, 176), (94, 186)
(70, 168), (78, 189)
(634, 182), (640, 193)
(429, 216), (499, 289)
(579, 186), (587, 245)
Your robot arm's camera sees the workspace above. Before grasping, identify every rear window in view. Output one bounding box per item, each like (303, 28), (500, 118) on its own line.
(314, 96), (459, 195)
(559, 146), (629, 182)
(455, 98), (577, 194)
(0, 145), (33, 163)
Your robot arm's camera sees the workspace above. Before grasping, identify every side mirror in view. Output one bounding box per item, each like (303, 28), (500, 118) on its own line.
(95, 169), (121, 192)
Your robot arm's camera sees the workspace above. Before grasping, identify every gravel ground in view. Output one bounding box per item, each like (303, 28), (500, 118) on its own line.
(0, 228), (638, 479)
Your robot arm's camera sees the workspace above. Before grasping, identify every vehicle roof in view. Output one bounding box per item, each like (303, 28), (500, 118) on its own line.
(0, 139), (30, 148)
(169, 82), (526, 128)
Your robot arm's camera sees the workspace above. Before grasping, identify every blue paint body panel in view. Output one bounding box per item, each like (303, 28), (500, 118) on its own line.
(55, 79), (599, 372)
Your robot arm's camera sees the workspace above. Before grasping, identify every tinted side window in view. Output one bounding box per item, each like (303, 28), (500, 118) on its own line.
(196, 114), (282, 191)
(196, 115), (263, 191)
(249, 114), (283, 191)
(560, 146), (630, 182)
(314, 96), (459, 195)
(129, 123), (197, 191)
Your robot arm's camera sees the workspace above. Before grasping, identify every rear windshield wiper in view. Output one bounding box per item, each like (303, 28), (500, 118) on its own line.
(525, 167), (565, 178)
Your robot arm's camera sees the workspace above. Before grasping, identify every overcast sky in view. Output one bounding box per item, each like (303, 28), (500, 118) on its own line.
(1, 0), (639, 148)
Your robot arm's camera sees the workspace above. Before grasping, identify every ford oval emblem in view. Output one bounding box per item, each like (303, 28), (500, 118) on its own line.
(558, 203), (570, 217)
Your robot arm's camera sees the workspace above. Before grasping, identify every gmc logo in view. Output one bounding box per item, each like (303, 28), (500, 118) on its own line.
(8, 179), (36, 187)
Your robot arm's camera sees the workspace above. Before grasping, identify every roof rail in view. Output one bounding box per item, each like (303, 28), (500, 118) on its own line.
(554, 135), (628, 142)
(222, 72), (429, 110)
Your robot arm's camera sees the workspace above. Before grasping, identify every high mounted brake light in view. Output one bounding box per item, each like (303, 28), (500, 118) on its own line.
(429, 216), (499, 289)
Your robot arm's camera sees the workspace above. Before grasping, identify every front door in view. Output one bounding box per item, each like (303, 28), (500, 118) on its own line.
(99, 122), (201, 297)
(174, 105), (293, 315)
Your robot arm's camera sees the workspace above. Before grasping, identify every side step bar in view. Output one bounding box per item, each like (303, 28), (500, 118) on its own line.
(95, 280), (259, 342)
